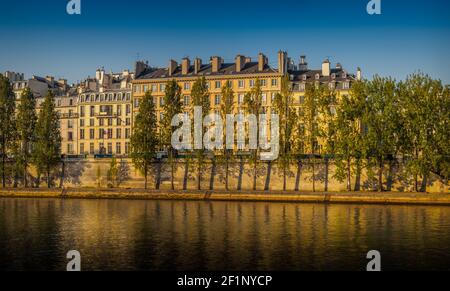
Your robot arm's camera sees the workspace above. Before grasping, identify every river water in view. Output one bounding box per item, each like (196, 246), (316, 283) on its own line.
(0, 197), (449, 271)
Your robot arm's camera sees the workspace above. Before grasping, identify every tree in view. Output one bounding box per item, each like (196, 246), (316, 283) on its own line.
(130, 91), (158, 189)
(398, 73), (449, 192)
(32, 91), (61, 188)
(0, 75), (16, 187)
(273, 76), (295, 191)
(161, 80), (183, 190)
(301, 83), (320, 192)
(334, 81), (365, 191)
(191, 77), (210, 190)
(16, 87), (37, 187)
(317, 85), (338, 191)
(244, 79), (263, 190)
(362, 76), (399, 192)
(220, 80), (235, 190)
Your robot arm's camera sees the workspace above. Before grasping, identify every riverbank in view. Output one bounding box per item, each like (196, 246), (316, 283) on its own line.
(1, 188), (450, 206)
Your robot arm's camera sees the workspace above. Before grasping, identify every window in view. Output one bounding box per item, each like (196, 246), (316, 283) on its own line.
(315, 74), (320, 80)
(107, 143), (112, 154)
(68, 132), (73, 141)
(90, 143), (94, 155)
(126, 118), (131, 126)
(126, 104), (131, 115)
(116, 128), (122, 139)
(143, 85), (148, 92)
(99, 118), (104, 126)
(116, 143), (121, 154)
(151, 84), (157, 92)
(90, 129), (95, 139)
(260, 79), (267, 86)
(125, 142), (130, 154)
(80, 143), (84, 154)
(67, 143), (73, 154)
(160, 96), (165, 106)
(183, 95), (190, 106)
(80, 119), (85, 127)
(214, 95), (221, 105)
(184, 82), (190, 90)
(262, 93), (267, 104)
(329, 82), (335, 90)
(302, 75), (307, 81)
(90, 106), (95, 117)
(342, 82), (350, 89)
(160, 84), (166, 92)
(116, 105), (122, 115)
(126, 93), (131, 100)
(271, 92), (276, 103)
(90, 119), (94, 127)
(125, 128), (130, 139)
(99, 143), (105, 154)
(215, 81), (221, 89)
(238, 80), (245, 88)
(108, 118), (113, 126)
(68, 119), (73, 129)
(100, 94), (104, 102)
(271, 79), (278, 87)
(299, 83), (305, 91)
(107, 128), (113, 139)
(99, 128), (105, 139)
(80, 106), (85, 117)
(133, 85), (140, 93)
(238, 94), (244, 104)
(80, 129), (85, 140)
(249, 80), (255, 87)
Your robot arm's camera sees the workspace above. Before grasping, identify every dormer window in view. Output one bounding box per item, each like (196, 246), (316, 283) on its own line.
(302, 74), (307, 81)
(331, 73), (336, 79)
(100, 94), (105, 102)
(315, 73), (320, 80)
(342, 71), (347, 78)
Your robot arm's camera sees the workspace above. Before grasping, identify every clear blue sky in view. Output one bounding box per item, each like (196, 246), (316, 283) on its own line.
(0, 0), (449, 84)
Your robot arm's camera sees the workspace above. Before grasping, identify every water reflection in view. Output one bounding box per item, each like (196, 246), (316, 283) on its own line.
(0, 198), (449, 271)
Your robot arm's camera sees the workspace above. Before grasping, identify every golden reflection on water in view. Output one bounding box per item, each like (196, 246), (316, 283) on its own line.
(0, 198), (449, 271)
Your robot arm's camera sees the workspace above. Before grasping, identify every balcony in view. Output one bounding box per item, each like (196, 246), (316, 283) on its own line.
(60, 113), (79, 119)
(94, 112), (119, 118)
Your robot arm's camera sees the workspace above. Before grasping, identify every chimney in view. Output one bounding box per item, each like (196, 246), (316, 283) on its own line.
(46, 76), (55, 83)
(168, 60), (178, 76)
(322, 59), (330, 77)
(245, 57), (252, 63)
(211, 56), (222, 73)
(299, 55), (308, 71)
(182, 58), (191, 75)
(58, 79), (67, 85)
(194, 58), (202, 74)
(336, 63), (342, 70)
(277, 51), (288, 75)
(258, 53), (267, 72)
(235, 55), (246, 73)
(134, 61), (148, 78)
(357, 67), (362, 81)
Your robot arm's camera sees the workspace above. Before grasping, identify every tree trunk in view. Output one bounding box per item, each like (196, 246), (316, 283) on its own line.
(386, 159), (394, 191)
(378, 157), (384, 192)
(23, 164), (28, 188)
(264, 161), (272, 191)
(1, 148), (5, 188)
(295, 160), (302, 191)
(170, 151), (175, 190)
(346, 157), (351, 192)
(252, 155), (257, 191)
(144, 165), (148, 190)
(225, 157), (229, 191)
(183, 159), (189, 190)
(312, 157), (316, 192)
(209, 157), (216, 191)
(197, 155), (202, 190)
(59, 160), (65, 188)
(354, 158), (361, 191)
(420, 172), (428, 193)
(237, 156), (243, 191)
(324, 157), (329, 192)
(155, 158), (161, 190)
(47, 167), (51, 188)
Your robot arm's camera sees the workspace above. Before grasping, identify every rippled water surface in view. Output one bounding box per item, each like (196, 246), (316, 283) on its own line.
(0, 197), (450, 271)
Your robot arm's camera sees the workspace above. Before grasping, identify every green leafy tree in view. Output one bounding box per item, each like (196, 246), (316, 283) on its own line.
(317, 85), (338, 191)
(273, 76), (295, 191)
(130, 91), (158, 189)
(301, 83), (320, 192)
(244, 79), (263, 190)
(0, 75), (16, 187)
(220, 81), (235, 190)
(161, 80), (183, 190)
(362, 76), (399, 192)
(191, 77), (210, 190)
(32, 91), (61, 188)
(16, 87), (37, 187)
(334, 81), (366, 191)
(398, 73), (449, 192)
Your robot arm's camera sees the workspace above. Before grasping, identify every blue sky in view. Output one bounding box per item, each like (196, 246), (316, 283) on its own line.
(0, 0), (449, 83)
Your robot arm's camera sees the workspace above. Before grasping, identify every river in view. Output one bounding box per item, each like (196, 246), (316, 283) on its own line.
(0, 197), (449, 271)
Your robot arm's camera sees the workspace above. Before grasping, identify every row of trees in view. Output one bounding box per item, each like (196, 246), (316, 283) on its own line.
(0, 75), (61, 188)
(130, 73), (449, 192)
